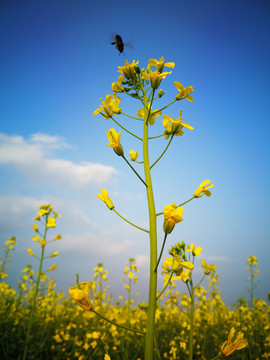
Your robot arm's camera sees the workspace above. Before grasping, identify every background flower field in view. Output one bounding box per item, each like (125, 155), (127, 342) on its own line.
(1, 237), (269, 360)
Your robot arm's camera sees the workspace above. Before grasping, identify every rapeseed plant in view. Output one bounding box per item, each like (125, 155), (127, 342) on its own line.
(22, 204), (61, 360)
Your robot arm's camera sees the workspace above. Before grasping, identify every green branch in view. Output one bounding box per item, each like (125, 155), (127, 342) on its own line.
(121, 112), (143, 121)
(91, 308), (145, 335)
(122, 155), (147, 186)
(150, 135), (174, 169)
(113, 209), (149, 233)
(154, 233), (168, 272)
(111, 116), (143, 141)
(156, 272), (173, 301)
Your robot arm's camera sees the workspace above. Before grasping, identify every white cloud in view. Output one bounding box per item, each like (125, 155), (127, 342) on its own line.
(0, 194), (96, 234)
(60, 233), (135, 257)
(208, 255), (232, 263)
(135, 254), (149, 269)
(0, 133), (117, 188)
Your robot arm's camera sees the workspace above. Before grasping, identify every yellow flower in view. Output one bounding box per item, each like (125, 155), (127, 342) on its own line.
(104, 355), (111, 360)
(69, 281), (93, 311)
(93, 94), (121, 119)
(137, 104), (162, 126)
(163, 203), (183, 234)
(221, 327), (248, 356)
(201, 259), (217, 275)
(163, 112), (194, 139)
(112, 75), (124, 96)
(40, 240), (47, 248)
(163, 255), (193, 277)
(0, 272), (8, 279)
(106, 128), (124, 156)
(27, 248), (34, 256)
(32, 235), (40, 242)
(47, 217), (56, 228)
(148, 56), (175, 73)
(129, 150), (139, 161)
(186, 243), (203, 257)
(96, 189), (114, 210)
(4, 237), (16, 246)
(174, 81), (194, 102)
(32, 224), (38, 232)
(193, 179), (214, 198)
(118, 59), (139, 79)
(247, 256), (258, 266)
(142, 68), (172, 89)
(48, 264), (57, 271)
(53, 235), (62, 241)
(49, 252), (59, 258)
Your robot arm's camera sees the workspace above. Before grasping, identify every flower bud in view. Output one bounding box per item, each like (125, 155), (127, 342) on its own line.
(158, 89), (165, 98)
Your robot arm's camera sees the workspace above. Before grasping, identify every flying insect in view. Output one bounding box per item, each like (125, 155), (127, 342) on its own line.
(111, 34), (125, 55)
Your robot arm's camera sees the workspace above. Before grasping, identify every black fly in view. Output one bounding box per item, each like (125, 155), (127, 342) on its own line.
(111, 34), (125, 55)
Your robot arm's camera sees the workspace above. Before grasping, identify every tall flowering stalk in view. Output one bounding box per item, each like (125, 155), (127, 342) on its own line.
(70, 57), (215, 359)
(22, 204), (61, 360)
(245, 255), (259, 307)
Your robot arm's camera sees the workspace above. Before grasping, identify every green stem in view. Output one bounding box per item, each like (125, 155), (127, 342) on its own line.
(156, 272), (173, 301)
(150, 135), (174, 169)
(142, 89), (158, 360)
(194, 274), (206, 289)
(188, 274), (194, 360)
(250, 263), (254, 307)
(122, 155), (147, 186)
(91, 308), (145, 335)
(178, 196), (195, 207)
(209, 354), (223, 360)
(152, 98), (177, 114)
(111, 116), (143, 141)
(121, 111), (143, 121)
(23, 220), (48, 360)
(113, 209), (149, 233)
(154, 234), (168, 272)
(148, 133), (165, 140)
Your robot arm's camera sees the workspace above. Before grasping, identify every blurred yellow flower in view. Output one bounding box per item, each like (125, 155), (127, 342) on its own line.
(48, 264), (57, 271)
(53, 235), (62, 241)
(27, 248), (34, 256)
(40, 240), (47, 248)
(129, 150), (139, 161)
(137, 104), (162, 126)
(49, 252), (59, 258)
(47, 217), (56, 228)
(247, 256), (258, 266)
(174, 81), (194, 102)
(32, 224), (38, 232)
(96, 189), (114, 210)
(221, 327), (248, 356)
(163, 203), (183, 234)
(107, 128), (124, 156)
(163, 255), (193, 277)
(193, 179), (214, 198)
(69, 281), (93, 311)
(186, 243), (203, 257)
(104, 355), (111, 360)
(201, 259), (217, 275)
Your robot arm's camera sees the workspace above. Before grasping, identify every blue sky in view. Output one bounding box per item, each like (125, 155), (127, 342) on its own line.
(0, 0), (269, 307)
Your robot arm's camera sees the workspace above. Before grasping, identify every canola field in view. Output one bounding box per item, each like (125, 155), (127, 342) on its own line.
(0, 234), (269, 360)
